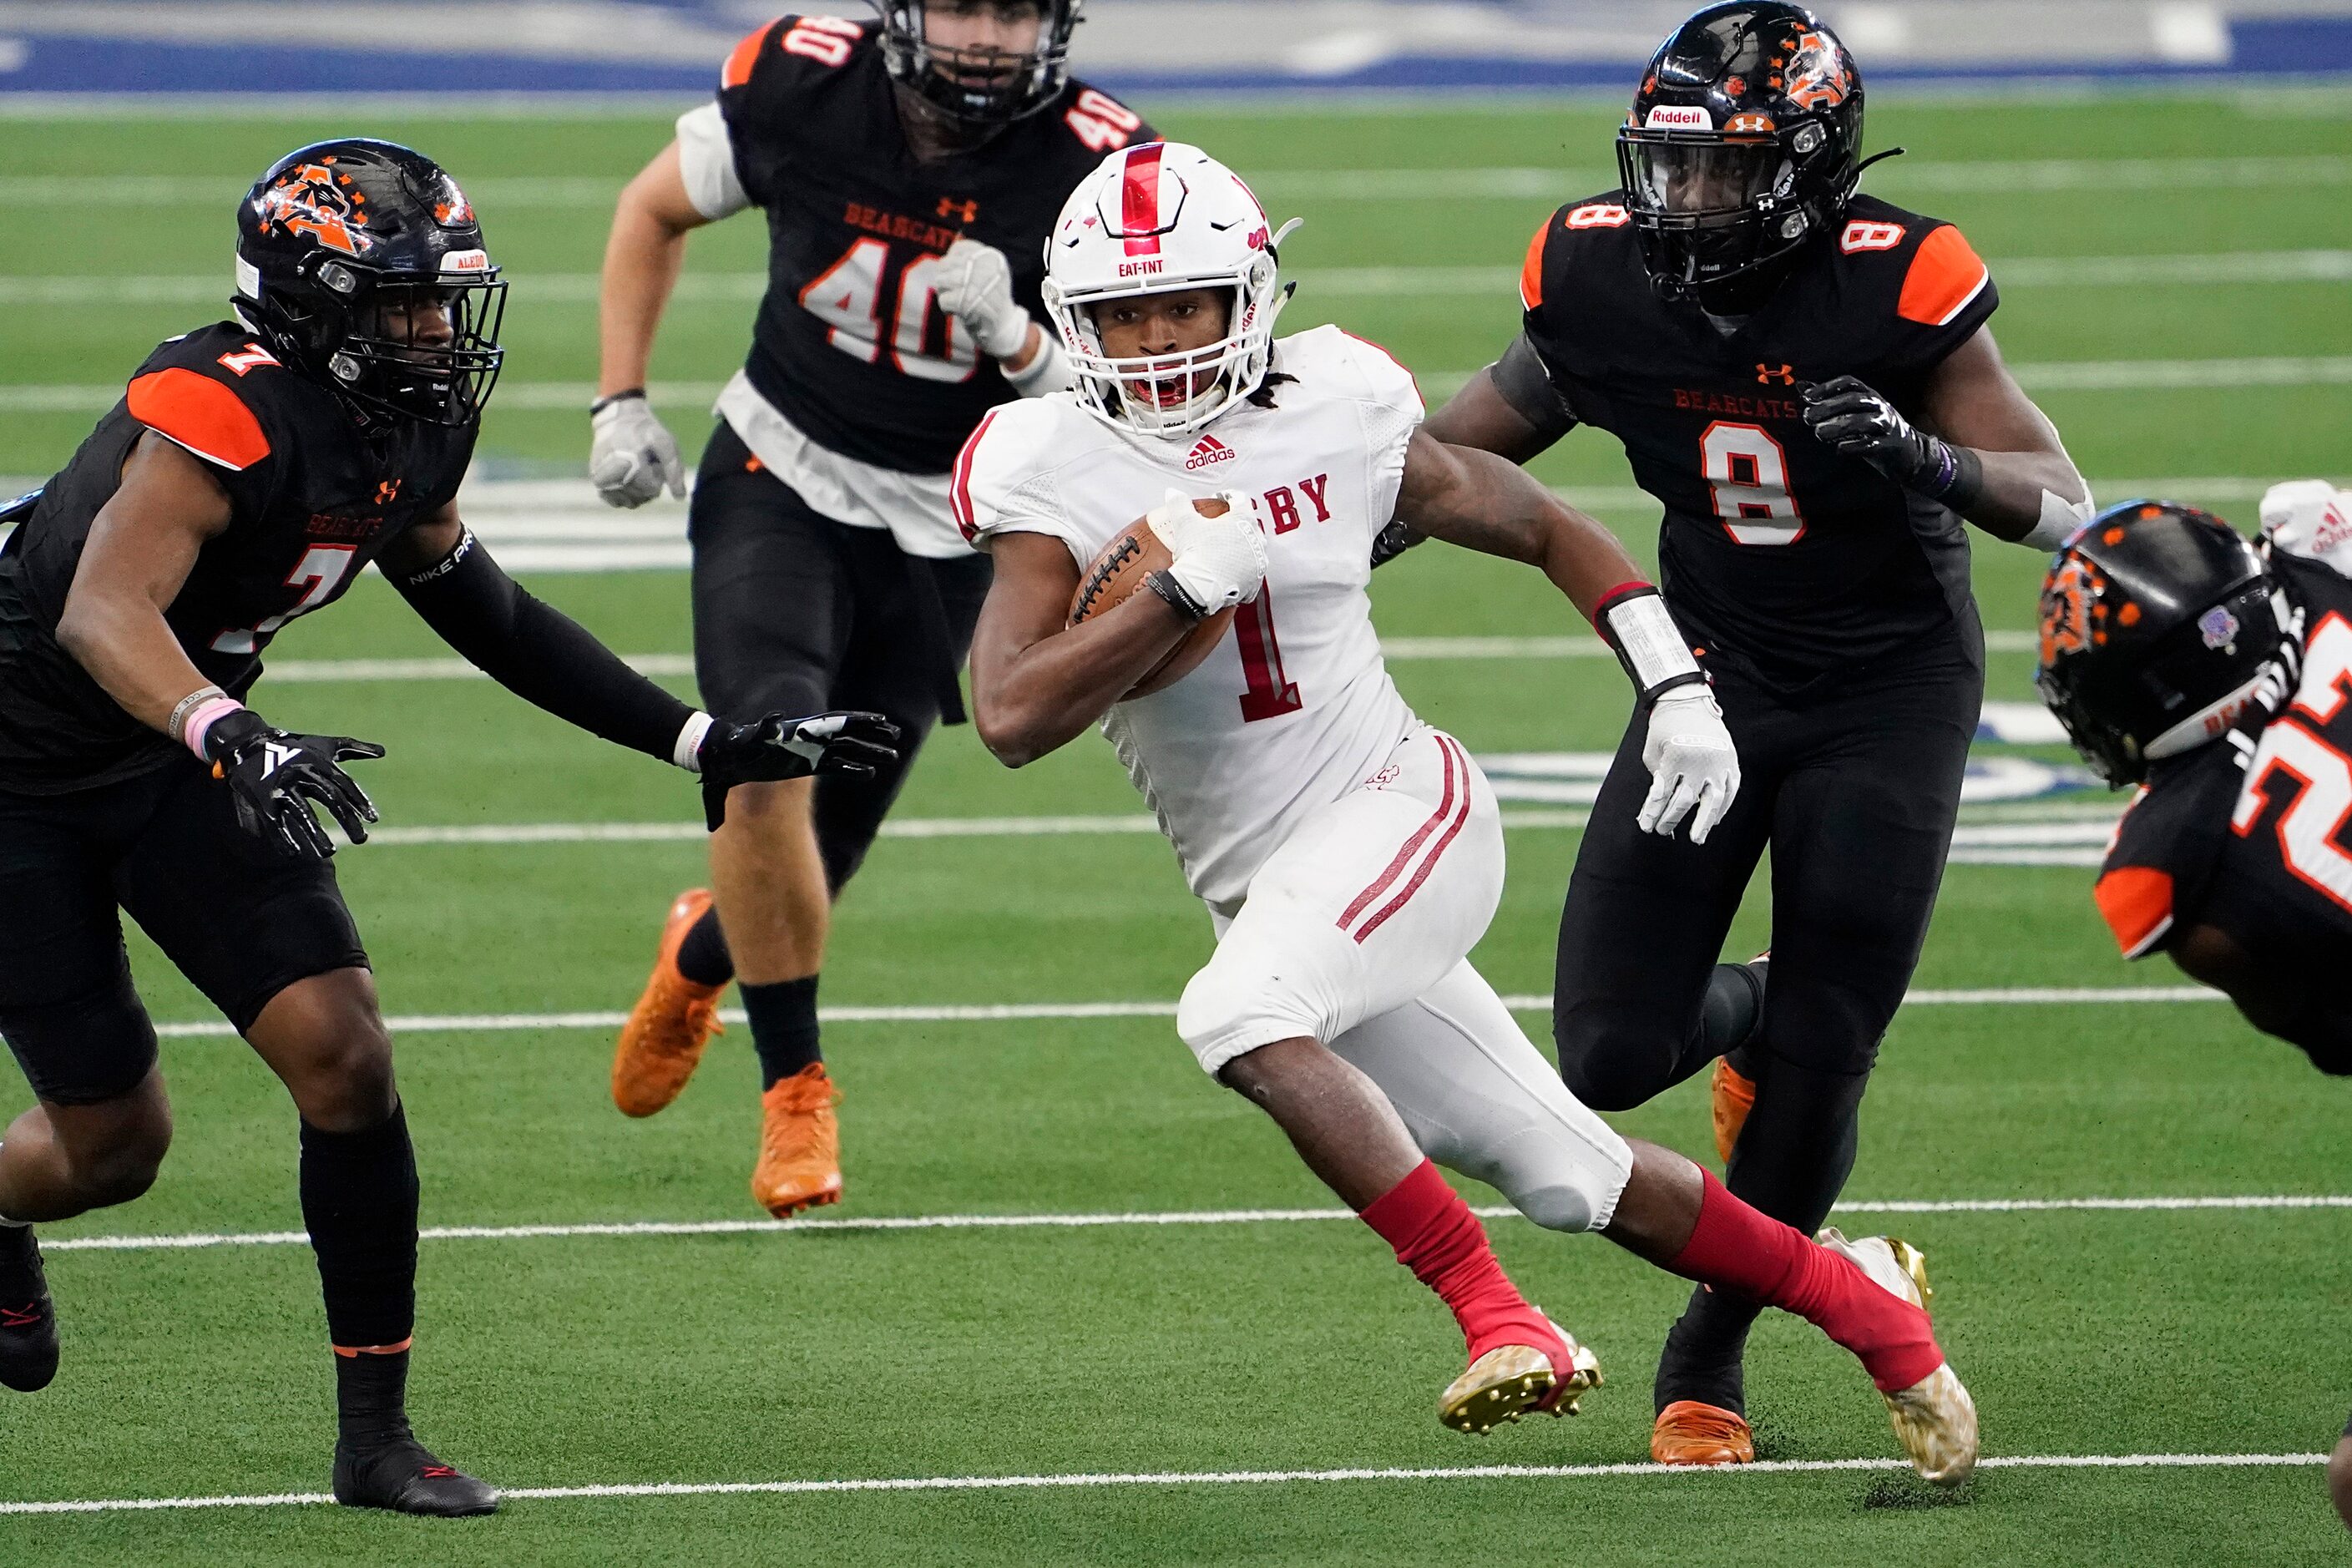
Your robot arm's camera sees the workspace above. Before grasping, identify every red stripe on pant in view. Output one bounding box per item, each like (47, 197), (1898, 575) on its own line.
(1353, 735), (1474, 943)
(1337, 736), (1458, 935)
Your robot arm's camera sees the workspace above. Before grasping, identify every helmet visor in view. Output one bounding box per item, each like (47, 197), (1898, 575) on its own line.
(1620, 134), (1786, 221)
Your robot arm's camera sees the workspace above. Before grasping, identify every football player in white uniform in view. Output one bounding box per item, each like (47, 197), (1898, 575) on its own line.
(953, 142), (1977, 1479)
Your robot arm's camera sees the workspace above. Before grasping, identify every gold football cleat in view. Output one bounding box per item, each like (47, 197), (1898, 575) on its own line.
(1816, 1227), (1977, 1486)
(1439, 1323), (1601, 1435)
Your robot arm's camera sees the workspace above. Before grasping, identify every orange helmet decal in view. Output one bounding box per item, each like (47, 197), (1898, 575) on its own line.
(2040, 555), (2104, 667)
(255, 163), (372, 256)
(1781, 30), (1854, 111)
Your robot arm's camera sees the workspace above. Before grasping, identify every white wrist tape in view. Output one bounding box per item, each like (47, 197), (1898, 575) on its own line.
(1600, 589), (1704, 698)
(674, 711), (714, 772)
(2021, 485), (2097, 551)
(1004, 332), (1074, 397)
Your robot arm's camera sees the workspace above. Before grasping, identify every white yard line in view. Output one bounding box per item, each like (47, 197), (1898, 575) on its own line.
(5, 156), (2349, 208)
(13, 251), (2348, 306)
(41, 1192), (2351, 1257)
(0, 1451), (2325, 1515)
(8, 357), (2352, 417)
(142, 985), (2218, 1041)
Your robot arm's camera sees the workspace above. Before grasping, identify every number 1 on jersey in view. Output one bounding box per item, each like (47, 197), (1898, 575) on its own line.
(1701, 421), (1805, 546)
(1237, 583), (1302, 722)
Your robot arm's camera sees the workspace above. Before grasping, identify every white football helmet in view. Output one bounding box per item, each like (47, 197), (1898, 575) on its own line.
(1041, 141), (1301, 438)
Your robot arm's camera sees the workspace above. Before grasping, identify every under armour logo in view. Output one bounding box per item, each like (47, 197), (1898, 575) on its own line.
(376, 479), (402, 504)
(1755, 362), (1797, 386)
(937, 197), (979, 225)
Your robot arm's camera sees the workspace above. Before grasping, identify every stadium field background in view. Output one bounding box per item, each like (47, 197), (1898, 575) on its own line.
(0, 94), (2348, 1562)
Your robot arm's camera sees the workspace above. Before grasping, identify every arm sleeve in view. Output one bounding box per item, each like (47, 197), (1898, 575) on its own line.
(392, 528), (701, 763)
(1490, 331), (1578, 441)
(675, 102), (751, 222)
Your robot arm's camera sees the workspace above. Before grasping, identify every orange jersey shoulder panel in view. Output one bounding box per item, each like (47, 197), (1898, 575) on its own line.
(2093, 864), (2175, 959)
(721, 19), (774, 88)
(1896, 225), (1990, 328)
(126, 367), (271, 472)
(1520, 217), (1550, 311)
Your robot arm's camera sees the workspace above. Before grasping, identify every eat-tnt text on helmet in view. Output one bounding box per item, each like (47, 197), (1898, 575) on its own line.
(233, 139), (505, 427)
(2036, 500), (2288, 787)
(1617, 2), (1869, 311)
(1042, 141), (1301, 438)
(877, 0), (1085, 129)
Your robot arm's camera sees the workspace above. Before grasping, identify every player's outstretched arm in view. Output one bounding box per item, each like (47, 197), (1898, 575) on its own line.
(379, 506), (898, 825)
(968, 532), (1202, 768)
(1801, 326), (2092, 548)
(1395, 431), (1739, 842)
(1420, 336), (1577, 468)
(591, 140), (713, 508)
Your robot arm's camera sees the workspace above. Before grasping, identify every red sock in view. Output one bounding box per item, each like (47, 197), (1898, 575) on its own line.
(1361, 1161), (1560, 1363)
(1665, 1169), (1943, 1393)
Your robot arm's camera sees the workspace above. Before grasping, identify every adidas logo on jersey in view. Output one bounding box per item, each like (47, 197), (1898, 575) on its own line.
(1185, 435), (1237, 471)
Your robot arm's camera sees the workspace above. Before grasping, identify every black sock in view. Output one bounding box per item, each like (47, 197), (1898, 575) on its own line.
(300, 1103), (419, 1356)
(675, 903), (735, 988)
(1654, 1056), (1868, 1416)
(741, 975), (822, 1089)
(335, 1347), (414, 1449)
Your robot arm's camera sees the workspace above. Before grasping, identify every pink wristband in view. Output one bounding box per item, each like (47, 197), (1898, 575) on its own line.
(180, 697), (244, 759)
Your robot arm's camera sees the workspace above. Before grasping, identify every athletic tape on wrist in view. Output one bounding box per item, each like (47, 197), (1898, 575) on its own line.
(180, 696), (245, 759)
(2021, 486), (2097, 551)
(1004, 333), (1073, 398)
(1597, 585), (1706, 701)
(674, 711), (714, 773)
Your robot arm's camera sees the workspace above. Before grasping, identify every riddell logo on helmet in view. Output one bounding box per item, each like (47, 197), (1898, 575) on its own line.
(1186, 435), (1236, 470)
(1644, 105), (1712, 129)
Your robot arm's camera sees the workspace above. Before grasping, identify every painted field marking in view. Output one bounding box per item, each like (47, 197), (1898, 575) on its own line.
(11, 251), (2348, 307)
(6, 155), (2349, 207)
(142, 985), (2220, 1041)
(40, 1193), (2351, 1257)
(0, 1451), (2326, 1515)
(9, 357), (2352, 417)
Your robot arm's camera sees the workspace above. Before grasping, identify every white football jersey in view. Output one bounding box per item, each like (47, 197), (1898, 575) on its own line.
(955, 325), (1425, 909)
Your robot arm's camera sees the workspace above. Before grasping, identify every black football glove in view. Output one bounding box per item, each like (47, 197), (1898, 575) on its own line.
(201, 708), (384, 860)
(1800, 375), (1978, 506)
(696, 710), (902, 830)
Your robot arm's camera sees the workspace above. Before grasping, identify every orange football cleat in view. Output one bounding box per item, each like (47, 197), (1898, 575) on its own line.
(611, 890), (726, 1118)
(752, 1062), (842, 1217)
(1711, 1057), (1758, 1164)
(1651, 1400), (1754, 1466)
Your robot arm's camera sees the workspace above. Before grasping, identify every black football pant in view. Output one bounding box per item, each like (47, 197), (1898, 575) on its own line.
(1553, 645), (1980, 1416)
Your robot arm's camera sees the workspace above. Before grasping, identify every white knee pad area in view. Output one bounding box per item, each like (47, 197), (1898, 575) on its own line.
(1329, 962), (1635, 1234)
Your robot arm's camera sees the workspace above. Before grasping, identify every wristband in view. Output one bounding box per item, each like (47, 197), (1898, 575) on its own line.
(167, 684), (228, 747)
(1144, 569), (1210, 624)
(1914, 438), (1985, 513)
(180, 695), (245, 759)
(674, 711), (714, 773)
(589, 389), (646, 416)
(1003, 333), (1074, 398)
(1596, 585), (1707, 702)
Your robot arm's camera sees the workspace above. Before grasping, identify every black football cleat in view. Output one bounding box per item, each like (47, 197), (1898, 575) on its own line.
(0, 1223), (58, 1393)
(333, 1436), (499, 1517)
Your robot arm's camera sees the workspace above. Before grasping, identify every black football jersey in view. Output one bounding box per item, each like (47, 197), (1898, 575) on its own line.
(1520, 192), (1999, 691)
(0, 322), (474, 793)
(716, 13), (1151, 474)
(2098, 549), (2352, 963)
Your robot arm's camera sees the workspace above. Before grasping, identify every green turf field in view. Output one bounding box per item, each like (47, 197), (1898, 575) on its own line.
(2, 94), (2349, 1563)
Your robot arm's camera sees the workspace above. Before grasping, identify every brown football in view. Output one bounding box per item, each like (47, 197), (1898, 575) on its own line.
(1067, 498), (1237, 698)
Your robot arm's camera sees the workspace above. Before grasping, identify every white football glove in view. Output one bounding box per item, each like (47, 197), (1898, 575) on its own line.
(1145, 488), (1267, 616)
(1638, 685), (1740, 844)
(933, 237), (1034, 362)
(589, 392), (686, 509)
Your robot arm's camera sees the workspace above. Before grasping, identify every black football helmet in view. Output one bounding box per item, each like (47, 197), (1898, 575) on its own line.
(2036, 501), (2286, 787)
(875, 0), (1083, 129)
(233, 139), (504, 427)
(1617, 3), (1869, 311)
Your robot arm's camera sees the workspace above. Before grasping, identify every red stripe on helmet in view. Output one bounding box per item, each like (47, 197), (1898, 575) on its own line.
(1121, 142), (1166, 257)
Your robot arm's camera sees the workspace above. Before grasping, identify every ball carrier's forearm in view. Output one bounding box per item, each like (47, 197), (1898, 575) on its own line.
(974, 578), (1196, 766)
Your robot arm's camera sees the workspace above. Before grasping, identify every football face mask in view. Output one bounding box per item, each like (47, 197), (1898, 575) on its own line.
(876, 0), (1081, 128)
(1044, 142), (1298, 438)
